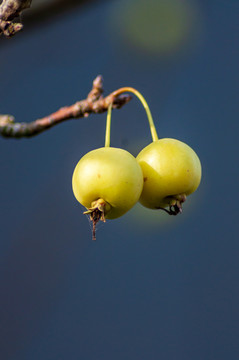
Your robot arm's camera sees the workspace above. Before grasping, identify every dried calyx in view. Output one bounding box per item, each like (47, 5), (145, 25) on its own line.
(83, 199), (111, 240)
(157, 194), (187, 215)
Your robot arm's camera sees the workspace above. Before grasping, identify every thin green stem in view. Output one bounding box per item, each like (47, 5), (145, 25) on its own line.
(105, 102), (113, 147)
(112, 87), (159, 142)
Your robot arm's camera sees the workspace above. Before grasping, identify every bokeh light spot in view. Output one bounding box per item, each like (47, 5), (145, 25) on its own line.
(111, 0), (199, 57)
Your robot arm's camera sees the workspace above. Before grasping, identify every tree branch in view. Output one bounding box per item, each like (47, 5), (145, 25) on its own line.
(0, 76), (132, 138)
(0, 0), (32, 37)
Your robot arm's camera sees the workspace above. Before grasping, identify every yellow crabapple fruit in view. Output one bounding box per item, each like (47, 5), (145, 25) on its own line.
(72, 147), (143, 238)
(136, 138), (201, 214)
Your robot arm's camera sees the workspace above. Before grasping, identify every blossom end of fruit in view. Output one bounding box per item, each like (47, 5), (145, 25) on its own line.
(157, 193), (187, 216)
(83, 198), (110, 240)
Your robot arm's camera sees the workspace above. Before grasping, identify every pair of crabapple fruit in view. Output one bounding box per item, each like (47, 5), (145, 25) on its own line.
(72, 88), (201, 239)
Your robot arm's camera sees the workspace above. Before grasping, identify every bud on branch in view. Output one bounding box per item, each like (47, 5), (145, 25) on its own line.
(0, 0), (32, 37)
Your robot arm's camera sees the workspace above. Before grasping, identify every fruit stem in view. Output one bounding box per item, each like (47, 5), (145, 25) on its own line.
(105, 102), (112, 147)
(112, 87), (159, 142)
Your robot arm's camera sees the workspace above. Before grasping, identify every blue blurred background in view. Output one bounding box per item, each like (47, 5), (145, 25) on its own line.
(0, 0), (239, 359)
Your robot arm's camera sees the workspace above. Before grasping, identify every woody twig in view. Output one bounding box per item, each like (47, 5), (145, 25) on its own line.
(0, 75), (132, 138)
(0, 0), (32, 37)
